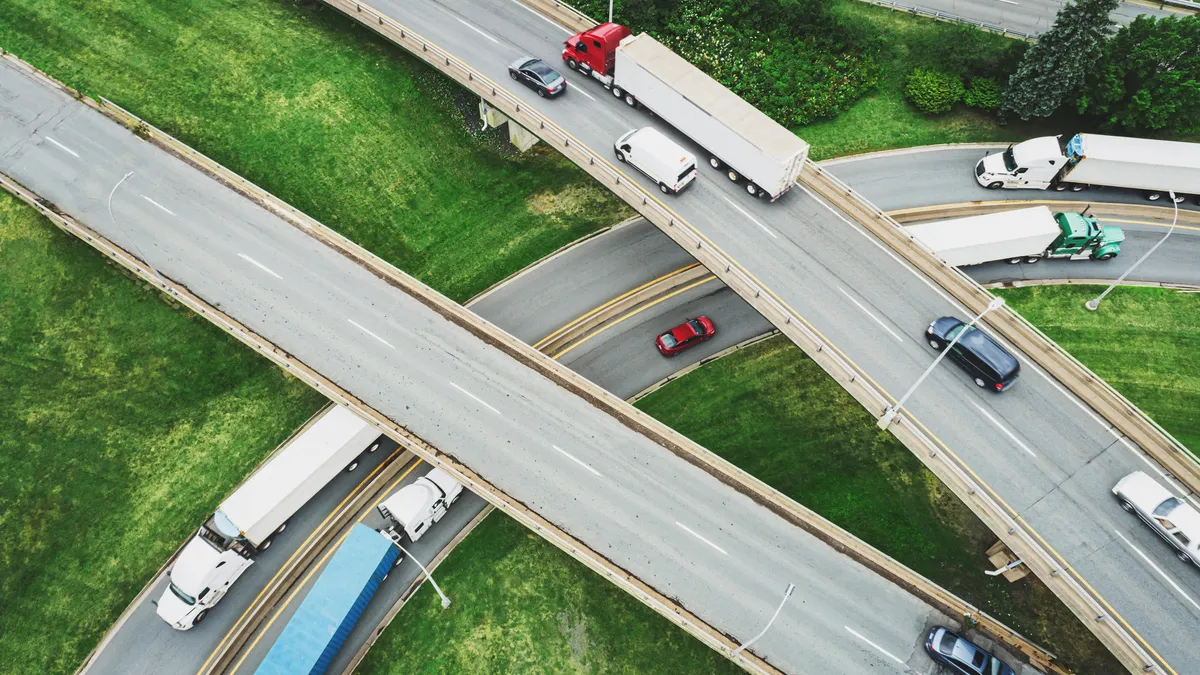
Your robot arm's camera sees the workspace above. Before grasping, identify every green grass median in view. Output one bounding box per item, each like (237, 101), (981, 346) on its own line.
(0, 192), (328, 673)
(997, 285), (1200, 451)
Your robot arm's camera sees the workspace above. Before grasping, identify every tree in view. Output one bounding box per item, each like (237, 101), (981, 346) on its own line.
(999, 0), (1119, 121)
(1078, 15), (1200, 134)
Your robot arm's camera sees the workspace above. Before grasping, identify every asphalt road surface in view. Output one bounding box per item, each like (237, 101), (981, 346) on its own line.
(223, 457), (488, 675)
(883, 0), (1181, 37)
(1, 56), (958, 675)
(350, 1), (1200, 671)
(79, 439), (400, 675)
(826, 145), (1200, 214)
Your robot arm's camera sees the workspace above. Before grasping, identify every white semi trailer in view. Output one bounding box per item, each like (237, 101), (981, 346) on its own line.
(563, 25), (809, 200)
(906, 206), (1124, 267)
(975, 133), (1200, 203)
(155, 405), (382, 629)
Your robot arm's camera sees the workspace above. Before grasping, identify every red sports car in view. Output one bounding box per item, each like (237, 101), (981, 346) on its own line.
(655, 316), (716, 356)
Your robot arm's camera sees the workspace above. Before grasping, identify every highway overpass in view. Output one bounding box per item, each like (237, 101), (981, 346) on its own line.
(0, 52), (990, 675)
(315, 1), (1199, 672)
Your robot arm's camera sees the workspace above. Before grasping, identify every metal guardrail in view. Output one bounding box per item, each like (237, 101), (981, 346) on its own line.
(859, 0), (1039, 40)
(320, 2), (1073, 671)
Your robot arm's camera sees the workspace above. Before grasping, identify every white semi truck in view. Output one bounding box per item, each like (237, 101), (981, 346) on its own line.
(155, 405), (382, 629)
(377, 467), (464, 543)
(905, 206), (1124, 267)
(975, 133), (1200, 203)
(562, 25), (809, 200)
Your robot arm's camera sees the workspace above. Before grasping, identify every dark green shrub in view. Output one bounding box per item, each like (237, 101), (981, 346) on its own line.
(963, 77), (1004, 111)
(571, 0), (879, 126)
(904, 68), (964, 115)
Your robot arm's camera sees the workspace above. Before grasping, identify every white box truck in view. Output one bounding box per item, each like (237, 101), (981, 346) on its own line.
(905, 206), (1124, 267)
(562, 25), (809, 200)
(975, 133), (1200, 203)
(377, 467), (463, 543)
(155, 405), (382, 630)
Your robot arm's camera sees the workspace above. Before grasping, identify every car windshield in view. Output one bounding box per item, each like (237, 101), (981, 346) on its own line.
(946, 324), (972, 342)
(659, 332), (678, 348)
(687, 319), (707, 336)
(1154, 497), (1181, 518)
(1002, 145), (1017, 171)
(169, 582), (196, 606)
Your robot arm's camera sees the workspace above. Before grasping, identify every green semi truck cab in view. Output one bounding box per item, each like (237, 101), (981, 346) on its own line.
(1049, 211), (1124, 261)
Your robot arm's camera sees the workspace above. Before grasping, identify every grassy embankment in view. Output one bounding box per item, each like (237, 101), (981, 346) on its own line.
(0, 192), (327, 672)
(365, 287), (1197, 675)
(0, 0), (630, 671)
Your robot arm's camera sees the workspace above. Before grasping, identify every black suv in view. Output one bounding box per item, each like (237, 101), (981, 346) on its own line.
(926, 317), (1019, 391)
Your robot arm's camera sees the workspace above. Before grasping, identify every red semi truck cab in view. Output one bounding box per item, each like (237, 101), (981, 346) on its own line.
(562, 22), (631, 85)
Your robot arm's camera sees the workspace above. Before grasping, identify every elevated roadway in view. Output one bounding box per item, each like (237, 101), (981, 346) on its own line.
(0, 52), (971, 675)
(321, 2), (1200, 671)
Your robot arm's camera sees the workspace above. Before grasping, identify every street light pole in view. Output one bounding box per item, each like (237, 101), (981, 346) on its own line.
(1086, 191), (1179, 311)
(393, 540), (452, 608)
(878, 297), (1006, 430)
(732, 583), (795, 658)
(608, 0), (614, 23)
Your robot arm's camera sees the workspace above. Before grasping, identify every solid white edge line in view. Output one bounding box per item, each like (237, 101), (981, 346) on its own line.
(837, 286), (905, 343)
(970, 402), (1037, 458)
(1112, 529), (1200, 612)
(141, 195), (176, 216)
(674, 521), (729, 556)
(552, 444), (603, 477)
(449, 381), (503, 415)
(347, 318), (396, 350)
(508, 0), (572, 33)
(456, 17), (500, 44)
(720, 194), (777, 239)
(844, 626), (906, 666)
(237, 252), (283, 280)
(565, 80), (595, 101)
(45, 136), (80, 158)
(997, 0), (1020, 5)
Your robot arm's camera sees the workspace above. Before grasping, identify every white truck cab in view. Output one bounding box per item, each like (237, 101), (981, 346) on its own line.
(155, 535), (252, 628)
(378, 467), (464, 542)
(975, 136), (1065, 190)
(614, 127), (698, 195)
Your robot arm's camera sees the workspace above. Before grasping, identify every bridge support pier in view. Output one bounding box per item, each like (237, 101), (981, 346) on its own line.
(479, 99), (539, 152)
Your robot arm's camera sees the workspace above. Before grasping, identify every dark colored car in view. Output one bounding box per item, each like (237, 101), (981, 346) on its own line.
(508, 57), (566, 98)
(925, 627), (1016, 675)
(925, 317), (1019, 391)
(656, 316), (716, 356)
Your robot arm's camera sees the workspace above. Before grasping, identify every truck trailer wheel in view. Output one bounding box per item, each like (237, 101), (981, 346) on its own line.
(1070, 184), (1085, 192)
(1025, 256), (1040, 264)
(346, 459), (360, 472)
(727, 169), (739, 182)
(709, 157), (722, 169)
(624, 93), (636, 107)
(1007, 257), (1023, 264)
(611, 86), (623, 99)
(260, 538), (272, 551)
(1147, 191), (1162, 201)
(746, 183), (760, 197)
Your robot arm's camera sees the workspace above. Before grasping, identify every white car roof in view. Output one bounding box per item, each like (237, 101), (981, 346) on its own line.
(1115, 471), (1200, 536)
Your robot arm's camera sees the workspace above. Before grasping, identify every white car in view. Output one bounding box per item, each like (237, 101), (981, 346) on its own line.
(1113, 471), (1200, 566)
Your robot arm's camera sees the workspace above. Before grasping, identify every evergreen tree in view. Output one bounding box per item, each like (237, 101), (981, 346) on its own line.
(1079, 15), (1200, 134)
(1000, 0), (1119, 120)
